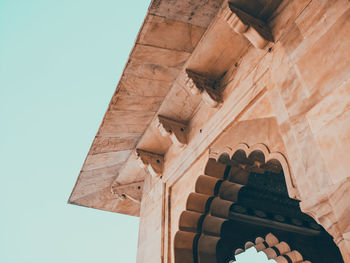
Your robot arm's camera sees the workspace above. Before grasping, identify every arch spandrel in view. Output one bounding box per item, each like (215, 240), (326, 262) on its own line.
(206, 118), (299, 197)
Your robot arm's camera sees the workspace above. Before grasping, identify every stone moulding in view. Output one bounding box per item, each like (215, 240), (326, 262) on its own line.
(155, 115), (188, 147)
(223, 4), (274, 49)
(111, 180), (144, 204)
(185, 69), (223, 108)
(135, 149), (164, 177)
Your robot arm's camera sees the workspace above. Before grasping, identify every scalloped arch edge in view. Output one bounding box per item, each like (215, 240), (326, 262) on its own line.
(208, 143), (300, 199)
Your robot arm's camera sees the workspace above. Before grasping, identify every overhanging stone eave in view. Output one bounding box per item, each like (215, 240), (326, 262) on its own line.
(68, 0), (225, 215)
(68, 185), (141, 217)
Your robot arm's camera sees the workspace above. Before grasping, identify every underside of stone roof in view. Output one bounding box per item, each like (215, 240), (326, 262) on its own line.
(68, 0), (284, 216)
(68, 0), (227, 215)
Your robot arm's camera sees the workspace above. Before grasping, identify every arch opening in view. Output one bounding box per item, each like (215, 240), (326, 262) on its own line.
(174, 148), (344, 263)
(233, 233), (309, 263)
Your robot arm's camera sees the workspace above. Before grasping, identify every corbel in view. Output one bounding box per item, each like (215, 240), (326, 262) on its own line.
(111, 180), (144, 204)
(223, 4), (274, 49)
(155, 115), (187, 147)
(136, 149), (164, 177)
(185, 69), (223, 108)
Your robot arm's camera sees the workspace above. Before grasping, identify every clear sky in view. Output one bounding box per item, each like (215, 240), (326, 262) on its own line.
(0, 0), (148, 262)
(0, 1), (270, 262)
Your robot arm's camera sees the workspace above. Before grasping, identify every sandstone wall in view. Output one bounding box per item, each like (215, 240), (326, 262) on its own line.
(136, 174), (164, 263)
(137, 0), (350, 262)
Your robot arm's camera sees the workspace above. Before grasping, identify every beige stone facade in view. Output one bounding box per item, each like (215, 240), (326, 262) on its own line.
(69, 0), (350, 262)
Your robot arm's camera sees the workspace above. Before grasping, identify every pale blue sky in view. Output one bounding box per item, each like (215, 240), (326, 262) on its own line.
(0, 1), (148, 262)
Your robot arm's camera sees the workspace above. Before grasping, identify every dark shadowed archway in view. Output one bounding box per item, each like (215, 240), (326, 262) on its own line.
(174, 148), (344, 263)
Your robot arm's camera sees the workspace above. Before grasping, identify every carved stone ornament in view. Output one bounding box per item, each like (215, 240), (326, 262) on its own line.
(185, 69), (223, 108)
(155, 115), (187, 147)
(136, 149), (164, 177)
(223, 4), (274, 49)
(111, 181), (144, 204)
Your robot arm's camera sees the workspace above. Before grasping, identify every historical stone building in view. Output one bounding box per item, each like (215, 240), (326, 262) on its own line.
(69, 0), (350, 262)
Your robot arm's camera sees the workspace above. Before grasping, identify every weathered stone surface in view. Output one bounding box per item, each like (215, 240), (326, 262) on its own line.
(124, 60), (180, 82)
(239, 91), (274, 121)
(156, 115), (188, 147)
(113, 154), (147, 185)
(136, 121), (172, 154)
(158, 83), (202, 123)
(110, 93), (164, 112)
(306, 80), (350, 184)
(111, 181), (144, 203)
(269, 0), (311, 42)
(188, 11), (249, 79)
(136, 149), (164, 177)
(132, 44), (190, 68)
(295, 0), (347, 37)
(136, 177), (163, 263)
(149, 0), (224, 27)
(71, 186), (140, 216)
(70, 164), (121, 202)
(170, 154), (208, 262)
(295, 8), (350, 96)
(89, 135), (139, 154)
(98, 110), (154, 135)
(289, 0), (350, 64)
(83, 150), (131, 171)
(306, 80), (350, 135)
(138, 15), (206, 53)
(278, 67), (308, 115)
(118, 76), (172, 97)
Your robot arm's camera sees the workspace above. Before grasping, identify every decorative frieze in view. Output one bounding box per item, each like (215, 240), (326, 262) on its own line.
(111, 181), (144, 204)
(136, 149), (164, 177)
(155, 115), (187, 147)
(185, 69), (223, 107)
(223, 4), (274, 49)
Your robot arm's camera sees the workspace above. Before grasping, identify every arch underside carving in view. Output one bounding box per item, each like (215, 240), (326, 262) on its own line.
(233, 233), (310, 263)
(174, 146), (343, 263)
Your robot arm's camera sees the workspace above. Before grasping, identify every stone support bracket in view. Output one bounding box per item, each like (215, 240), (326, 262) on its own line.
(136, 149), (164, 177)
(185, 69), (223, 107)
(111, 180), (144, 204)
(155, 115), (188, 147)
(223, 4), (274, 49)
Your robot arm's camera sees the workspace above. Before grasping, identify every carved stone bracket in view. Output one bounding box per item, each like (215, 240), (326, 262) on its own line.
(223, 4), (274, 49)
(111, 180), (144, 204)
(185, 69), (223, 107)
(136, 149), (164, 177)
(155, 115), (187, 147)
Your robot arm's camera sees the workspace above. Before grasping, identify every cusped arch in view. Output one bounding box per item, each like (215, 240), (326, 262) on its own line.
(208, 143), (299, 199)
(233, 233), (311, 263)
(174, 146), (344, 263)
